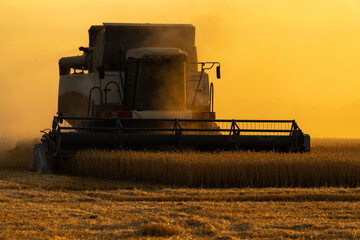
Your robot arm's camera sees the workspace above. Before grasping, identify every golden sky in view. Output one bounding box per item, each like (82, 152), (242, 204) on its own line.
(0, 0), (360, 139)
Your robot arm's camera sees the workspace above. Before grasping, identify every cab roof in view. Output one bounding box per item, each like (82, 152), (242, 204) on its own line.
(126, 47), (188, 60)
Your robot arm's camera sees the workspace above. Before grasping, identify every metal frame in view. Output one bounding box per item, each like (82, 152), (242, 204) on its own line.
(42, 115), (305, 157)
(54, 116), (301, 133)
(43, 116), (307, 154)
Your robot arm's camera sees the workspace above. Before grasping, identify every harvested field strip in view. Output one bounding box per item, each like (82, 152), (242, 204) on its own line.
(2, 170), (360, 238)
(86, 192), (360, 202)
(72, 139), (360, 188)
(3, 170), (360, 202)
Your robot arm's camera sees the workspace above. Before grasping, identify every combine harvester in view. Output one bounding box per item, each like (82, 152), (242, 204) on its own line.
(31, 23), (310, 173)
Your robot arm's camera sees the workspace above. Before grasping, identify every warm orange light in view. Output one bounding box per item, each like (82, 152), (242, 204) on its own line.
(0, 0), (359, 139)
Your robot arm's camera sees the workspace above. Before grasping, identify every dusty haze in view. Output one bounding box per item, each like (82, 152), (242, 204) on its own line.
(0, 0), (360, 141)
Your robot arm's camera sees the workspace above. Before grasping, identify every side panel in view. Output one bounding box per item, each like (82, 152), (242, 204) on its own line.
(58, 72), (125, 118)
(58, 73), (95, 117)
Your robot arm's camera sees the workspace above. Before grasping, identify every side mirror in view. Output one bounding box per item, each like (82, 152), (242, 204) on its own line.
(98, 66), (105, 79)
(216, 65), (221, 79)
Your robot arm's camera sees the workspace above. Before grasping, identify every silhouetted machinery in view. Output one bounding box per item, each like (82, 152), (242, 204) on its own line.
(31, 23), (310, 173)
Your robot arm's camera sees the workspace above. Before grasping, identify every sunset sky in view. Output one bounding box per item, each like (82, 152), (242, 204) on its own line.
(0, 0), (359, 139)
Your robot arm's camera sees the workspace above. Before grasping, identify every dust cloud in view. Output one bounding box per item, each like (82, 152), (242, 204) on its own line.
(0, 0), (359, 148)
(0, 139), (37, 168)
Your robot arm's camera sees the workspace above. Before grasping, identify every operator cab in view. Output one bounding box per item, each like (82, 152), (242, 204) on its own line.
(124, 47), (187, 111)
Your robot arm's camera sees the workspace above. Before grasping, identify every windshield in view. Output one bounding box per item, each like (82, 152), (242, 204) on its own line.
(134, 59), (186, 111)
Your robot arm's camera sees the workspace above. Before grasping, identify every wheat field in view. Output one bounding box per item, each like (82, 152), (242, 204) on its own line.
(70, 138), (360, 187)
(1, 139), (360, 238)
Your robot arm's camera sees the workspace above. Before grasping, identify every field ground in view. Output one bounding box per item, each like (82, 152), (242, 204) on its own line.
(1, 169), (360, 239)
(1, 139), (360, 238)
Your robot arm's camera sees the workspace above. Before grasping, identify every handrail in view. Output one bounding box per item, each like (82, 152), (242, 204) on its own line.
(55, 116), (298, 123)
(59, 126), (301, 133)
(87, 87), (103, 117)
(104, 81), (123, 105)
